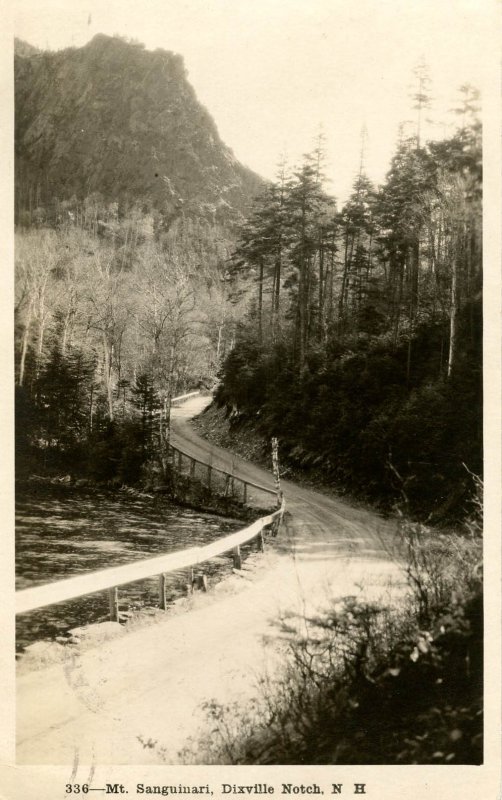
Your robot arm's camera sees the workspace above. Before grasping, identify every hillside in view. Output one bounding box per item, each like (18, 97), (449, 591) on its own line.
(212, 95), (482, 522)
(13, 38), (41, 58)
(15, 34), (263, 226)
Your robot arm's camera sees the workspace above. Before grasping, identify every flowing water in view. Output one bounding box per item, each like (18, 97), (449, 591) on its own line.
(16, 484), (248, 652)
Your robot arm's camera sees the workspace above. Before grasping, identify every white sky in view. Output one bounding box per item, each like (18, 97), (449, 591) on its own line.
(13, 0), (497, 203)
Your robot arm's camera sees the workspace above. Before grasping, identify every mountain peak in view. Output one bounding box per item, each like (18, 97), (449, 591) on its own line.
(15, 34), (262, 227)
(84, 33), (145, 53)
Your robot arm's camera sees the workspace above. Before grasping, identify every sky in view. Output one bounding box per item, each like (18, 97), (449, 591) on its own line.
(12, 0), (498, 203)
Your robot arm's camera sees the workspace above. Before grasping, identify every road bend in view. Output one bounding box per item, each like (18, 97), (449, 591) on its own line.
(16, 395), (404, 765)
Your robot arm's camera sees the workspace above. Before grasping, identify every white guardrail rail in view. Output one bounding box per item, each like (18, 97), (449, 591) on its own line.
(16, 501), (285, 616)
(170, 390), (201, 405)
(16, 390), (286, 620)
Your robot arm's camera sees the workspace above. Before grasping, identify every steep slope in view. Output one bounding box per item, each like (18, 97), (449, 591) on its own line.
(15, 34), (263, 225)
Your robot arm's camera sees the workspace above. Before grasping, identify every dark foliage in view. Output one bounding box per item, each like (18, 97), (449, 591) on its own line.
(216, 300), (482, 519)
(15, 345), (152, 484)
(278, 587), (483, 765)
(86, 419), (150, 484)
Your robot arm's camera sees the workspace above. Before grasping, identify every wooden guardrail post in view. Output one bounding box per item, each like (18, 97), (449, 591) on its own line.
(207, 464), (212, 489)
(272, 437), (282, 508)
(108, 587), (119, 622)
(16, 492), (285, 619)
(257, 529), (265, 552)
(242, 482), (248, 504)
(178, 449), (182, 472)
(159, 573), (168, 610)
(192, 571), (208, 592)
(233, 545), (242, 570)
(190, 458), (195, 479)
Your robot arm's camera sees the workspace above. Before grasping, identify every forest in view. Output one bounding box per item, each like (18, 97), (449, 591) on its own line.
(15, 52), (482, 521)
(14, 33), (259, 485)
(216, 80), (482, 520)
(15, 212), (243, 482)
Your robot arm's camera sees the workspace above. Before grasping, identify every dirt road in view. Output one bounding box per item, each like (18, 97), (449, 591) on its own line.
(16, 396), (404, 765)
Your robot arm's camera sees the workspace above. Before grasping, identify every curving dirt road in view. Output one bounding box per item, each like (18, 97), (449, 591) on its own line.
(16, 396), (404, 765)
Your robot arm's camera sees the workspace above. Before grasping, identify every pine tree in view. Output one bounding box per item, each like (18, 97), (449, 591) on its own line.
(338, 171), (376, 333)
(286, 145), (334, 371)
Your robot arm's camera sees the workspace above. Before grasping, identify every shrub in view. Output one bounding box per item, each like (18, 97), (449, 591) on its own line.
(86, 418), (150, 484)
(179, 502), (482, 765)
(216, 300), (482, 520)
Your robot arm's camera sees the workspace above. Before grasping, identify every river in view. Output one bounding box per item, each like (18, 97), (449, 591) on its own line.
(16, 483), (246, 652)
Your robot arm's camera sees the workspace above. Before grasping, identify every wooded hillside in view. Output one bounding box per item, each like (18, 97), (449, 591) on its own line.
(14, 39), (482, 518)
(15, 35), (262, 482)
(216, 83), (482, 519)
